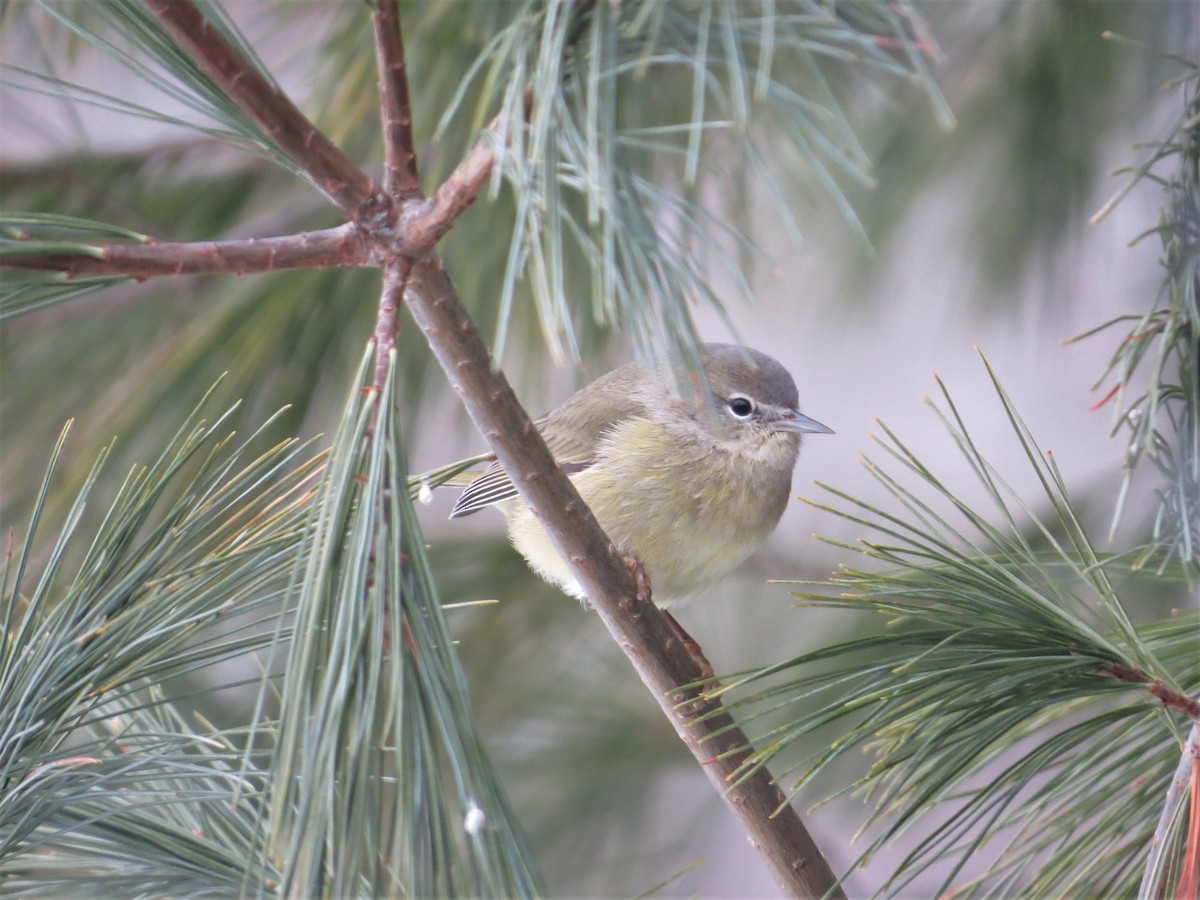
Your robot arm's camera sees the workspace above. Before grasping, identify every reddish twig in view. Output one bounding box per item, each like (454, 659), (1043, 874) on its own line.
(405, 256), (844, 899)
(1178, 749), (1200, 900)
(373, 259), (410, 394)
(2, 120), (499, 280)
(4, 0), (502, 285)
(400, 127), (498, 251)
(144, 0), (381, 219)
(1089, 382), (1120, 412)
(4, 224), (368, 280)
(1097, 662), (1200, 721)
(372, 0), (421, 198)
(399, 87), (537, 247)
(1143, 724), (1200, 898)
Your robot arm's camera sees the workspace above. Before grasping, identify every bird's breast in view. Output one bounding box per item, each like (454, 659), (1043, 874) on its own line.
(506, 417), (795, 604)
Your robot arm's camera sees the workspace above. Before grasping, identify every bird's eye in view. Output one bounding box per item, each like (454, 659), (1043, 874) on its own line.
(727, 396), (754, 418)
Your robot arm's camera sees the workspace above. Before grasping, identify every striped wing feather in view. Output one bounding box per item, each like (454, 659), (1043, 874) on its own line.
(449, 362), (649, 518)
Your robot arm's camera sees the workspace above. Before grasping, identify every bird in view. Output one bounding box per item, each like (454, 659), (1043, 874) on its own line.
(448, 343), (832, 607)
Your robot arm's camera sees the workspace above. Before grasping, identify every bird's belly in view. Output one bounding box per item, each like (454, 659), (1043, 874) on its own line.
(504, 451), (789, 605)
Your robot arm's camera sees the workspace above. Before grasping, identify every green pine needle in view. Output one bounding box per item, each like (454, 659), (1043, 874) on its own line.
(264, 344), (542, 897)
(1083, 57), (1199, 570)
(442, 0), (948, 371)
(0, 389), (317, 892)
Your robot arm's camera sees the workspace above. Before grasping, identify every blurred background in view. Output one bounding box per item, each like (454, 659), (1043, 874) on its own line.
(2, 1), (1196, 895)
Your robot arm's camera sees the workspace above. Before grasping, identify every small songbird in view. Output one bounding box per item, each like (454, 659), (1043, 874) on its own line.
(450, 343), (832, 606)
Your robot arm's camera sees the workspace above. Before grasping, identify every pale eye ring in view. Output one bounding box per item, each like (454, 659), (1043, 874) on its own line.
(727, 395), (754, 418)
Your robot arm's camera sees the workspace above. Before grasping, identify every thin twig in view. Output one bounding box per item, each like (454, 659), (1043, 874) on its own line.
(373, 259), (409, 394)
(1097, 662), (1200, 722)
(1, 224), (368, 280)
(404, 256), (844, 899)
(400, 125), (498, 251)
(144, 0), (380, 218)
(1140, 721), (1200, 900)
(1, 128), (497, 280)
(0, 134), (495, 278)
(401, 84), (533, 248)
(1180, 753), (1200, 900)
(372, 0), (421, 198)
(1181, 752), (1200, 900)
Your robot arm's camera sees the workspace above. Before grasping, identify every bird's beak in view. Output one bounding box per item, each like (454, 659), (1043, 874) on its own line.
(777, 410), (834, 435)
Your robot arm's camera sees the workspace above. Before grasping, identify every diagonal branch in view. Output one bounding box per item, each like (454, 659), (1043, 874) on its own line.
(400, 127), (498, 252)
(2, 224), (368, 280)
(144, 0), (380, 218)
(372, 0), (421, 198)
(404, 256), (844, 899)
(1, 123), (500, 281)
(0, 153), (497, 279)
(3, 24), (501, 286)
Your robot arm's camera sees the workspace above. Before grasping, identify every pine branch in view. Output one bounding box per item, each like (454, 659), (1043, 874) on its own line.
(1, 223), (367, 279)
(400, 125), (498, 252)
(1097, 663), (1200, 722)
(404, 256), (843, 899)
(722, 361), (1199, 896)
(143, 0), (380, 218)
(0, 164), (496, 282)
(373, 259), (410, 396)
(372, 0), (420, 198)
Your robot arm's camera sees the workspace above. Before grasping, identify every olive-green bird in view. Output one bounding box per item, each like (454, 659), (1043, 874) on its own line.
(450, 343), (832, 606)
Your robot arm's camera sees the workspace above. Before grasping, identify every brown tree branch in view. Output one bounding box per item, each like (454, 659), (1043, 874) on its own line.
(400, 129), (497, 251)
(1096, 662), (1200, 722)
(0, 161), (501, 278)
(404, 255), (844, 899)
(3, 0), (499, 287)
(2, 224), (368, 280)
(1, 123), (499, 281)
(144, 0), (381, 219)
(374, 259), (410, 393)
(372, 0), (421, 199)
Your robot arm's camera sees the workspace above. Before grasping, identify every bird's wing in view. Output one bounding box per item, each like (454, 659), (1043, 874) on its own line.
(450, 363), (648, 518)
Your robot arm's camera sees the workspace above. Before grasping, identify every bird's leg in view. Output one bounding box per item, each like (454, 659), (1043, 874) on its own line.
(662, 610), (716, 683)
(621, 555), (716, 681)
